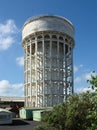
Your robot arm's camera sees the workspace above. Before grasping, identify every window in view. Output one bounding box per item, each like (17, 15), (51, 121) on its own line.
(52, 35), (57, 39)
(59, 36), (63, 41)
(31, 36), (35, 41)
(65, 44), (68, 54)
(44, 34), (50, 39)
(65, 38), (68, 42)
(37, 35), (42, 39)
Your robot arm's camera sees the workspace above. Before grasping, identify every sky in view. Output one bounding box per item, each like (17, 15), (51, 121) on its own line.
(0, 0), (97, 97)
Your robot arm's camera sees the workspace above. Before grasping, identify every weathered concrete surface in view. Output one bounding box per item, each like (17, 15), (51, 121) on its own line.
(22, 15), (74, 39)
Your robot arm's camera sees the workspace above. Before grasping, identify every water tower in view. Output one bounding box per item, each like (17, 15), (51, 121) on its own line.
(22, 15), (75, 107)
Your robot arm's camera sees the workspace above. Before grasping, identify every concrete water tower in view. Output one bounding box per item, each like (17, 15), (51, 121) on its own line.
(22, 15), (75, 108)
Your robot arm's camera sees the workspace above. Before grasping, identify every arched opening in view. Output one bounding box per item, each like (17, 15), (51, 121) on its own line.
(52, 35), (57, 39)
(37, 35), (42, 39)
(59, 36), (63, 41)
(44, 34), (50, 39)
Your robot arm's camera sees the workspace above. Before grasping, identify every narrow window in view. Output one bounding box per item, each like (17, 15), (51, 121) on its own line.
(65, 44), (68, 54)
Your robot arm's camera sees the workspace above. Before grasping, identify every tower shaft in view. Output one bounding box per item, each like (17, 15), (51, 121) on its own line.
(22, 15), (75, 107)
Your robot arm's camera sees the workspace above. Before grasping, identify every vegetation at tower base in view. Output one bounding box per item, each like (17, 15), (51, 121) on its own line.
(86, 72), (97, 130)
(35, 73), (97, 130)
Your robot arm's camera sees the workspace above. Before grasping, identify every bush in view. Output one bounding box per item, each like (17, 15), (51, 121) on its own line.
(35, 125), (58, 130)
(35, 126), (47, 130)
(35, 73), (97, 130)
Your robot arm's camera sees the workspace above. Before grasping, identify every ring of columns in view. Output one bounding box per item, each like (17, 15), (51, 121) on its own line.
(22, 31), (74, 107)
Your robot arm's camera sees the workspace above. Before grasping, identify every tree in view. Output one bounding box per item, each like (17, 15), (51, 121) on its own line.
(87, 71), (97, 90)
(86, 72), (97, 130)
(35, 93), (94, 130)
(35, 72), (97, 130)
(41, 103), (67, 130)
(65, 93), (92, 130)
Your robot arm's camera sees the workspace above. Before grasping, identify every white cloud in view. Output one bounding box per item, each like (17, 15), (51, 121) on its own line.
(74, 65), (78, 73)
(75, 86), (94, 93)
(74, 71), (96, 84)
(84, 73), (91, 80)
(0, 80), (24, 97)
(74, 65), (97, 94)
(83, 71), (96, 81)
(74, 71), (97, 93)
(0, 36), (14, 50)
(0, 19), (18, 50)
(79, 64), (83, 68)
(16, 56), (24, 66)
(74, 77), (82, 83)
(74, 64), (84, 73)
(74, 73), (90, 84)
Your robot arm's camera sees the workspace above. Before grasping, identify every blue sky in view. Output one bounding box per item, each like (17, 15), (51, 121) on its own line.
(0, 0), (97, 97)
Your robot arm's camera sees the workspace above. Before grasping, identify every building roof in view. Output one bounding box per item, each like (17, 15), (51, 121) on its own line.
(0, 96), (24, 102)
(0, 108), (12, 113)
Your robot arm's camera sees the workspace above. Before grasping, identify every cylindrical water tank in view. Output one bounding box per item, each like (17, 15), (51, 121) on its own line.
(22, 15), (75, 107)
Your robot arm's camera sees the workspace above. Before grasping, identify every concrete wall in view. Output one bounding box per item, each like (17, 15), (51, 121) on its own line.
(22, 15), (74, 40)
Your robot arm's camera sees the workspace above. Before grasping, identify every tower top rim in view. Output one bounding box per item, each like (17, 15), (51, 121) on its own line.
(22, 15), (74, 31)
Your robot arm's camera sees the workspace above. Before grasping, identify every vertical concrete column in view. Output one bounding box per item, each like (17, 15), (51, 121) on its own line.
(35, 36), (38, 107)
(30, 38), (32, 103)
(42, 34), (45, 107)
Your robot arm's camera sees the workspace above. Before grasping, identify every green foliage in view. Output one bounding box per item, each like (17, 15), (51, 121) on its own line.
(35, 125), (58, 130)
(86, 72), (97, 130)
(40, 103), (66, 129)
(35, 126), (47, 130)
(87, 71), (97, 90)
(35, 73), (97, 130)
(65, 93), (92, 130)
(46, 103), (67, 129)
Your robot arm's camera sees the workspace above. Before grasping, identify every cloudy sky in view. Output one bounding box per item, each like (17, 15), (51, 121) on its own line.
(0, 0), (97, 97)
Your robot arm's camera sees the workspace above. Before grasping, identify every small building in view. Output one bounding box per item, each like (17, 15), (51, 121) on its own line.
(0, 96), (24, 109)
(33, 110), (46, 121)
(19, 107), (50, 120)
(19, 107), (52, 120)
(33, 108), (52, 121)
(19, 107), (34, 120)
(0, 108), (12, 124)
